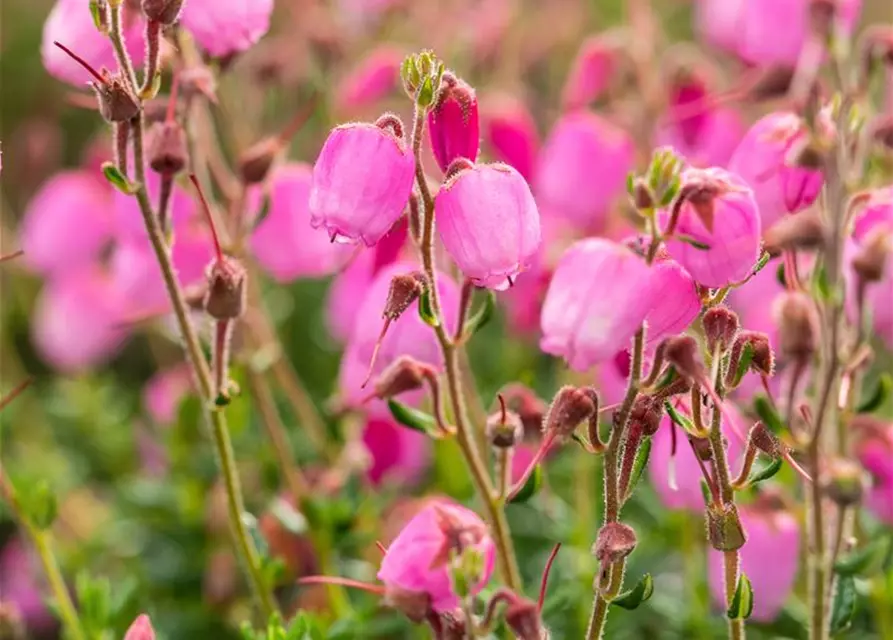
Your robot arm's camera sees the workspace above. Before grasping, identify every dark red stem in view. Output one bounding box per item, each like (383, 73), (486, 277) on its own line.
(538, 542), (561, 613)
(53, 41), (106, 84)
(189, 174), (224, 262)
(297, 576), (385, 595)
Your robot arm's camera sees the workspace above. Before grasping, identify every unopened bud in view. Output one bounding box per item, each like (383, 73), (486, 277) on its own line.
(238, 137), (280, 184)
(95, 75), (141, 123)
(593, 522), (638, 564)
(728, 331), (775, 379)
(428, 72), (480, 174)
(706, 503), (747, 551)
(632, 178), (655, 210)
(147, 121), (187, 175)
(123, 614), (156, 640)
(499, 383), (547, 438)
(703, 306), (740, 355)
(486, 395), (524, 449)
(141, 0), (184, 24)
(370, 356), (430, 399)
(691, 436), (713, 461)
(763, 209), (828, 255)
(822, 457), (867, 506)
(629, 395), (661, 436)
(543, 386), (596, 440)
(749, 422), (782, 457)
(204, 257), (247, 320)
(662, 335), (708, 385)
(504, 600), (544, 640)
(852, 227), (891, 283)
(384, 585), (432, 623)
(384, 272), (427, 320)
(774, 292), (820, 362)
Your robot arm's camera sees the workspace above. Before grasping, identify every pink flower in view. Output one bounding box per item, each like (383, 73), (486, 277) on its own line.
(427, 75), (480, 174)
(663, 167), (762, 288)
(377, 500), (496, 612)
(540, 238), (653, 370)
(143, 365), (194, 424)
(124, 614), (156, 640)
(250, 163), (353, 282)
(32, 266), (128, 371)
(694, 0), (746, 54)
(707, 498), (800, 622)
(180, 0), (273, 57)
(535, 111), (634, 231)
(362, 417), (431, 486)
(561, 35), (618, 111)
(481, 95), (539, 182)
(855, 426), (893, 525)
(20, 170), (115, 275)
(596, 349), (636, 407)
(42, 0), (145, 86)
(310, 122), (415, 246)
(643, 250), (701, 344)
(728, 112), (823, 228)
(335, 46), (403, 115)
(435, 163), (541, 290)
(0, 539), (52, 633)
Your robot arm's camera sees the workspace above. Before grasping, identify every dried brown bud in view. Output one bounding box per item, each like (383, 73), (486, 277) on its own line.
(774, 292), (820, 362)
(370, 356), (430, 399)
(852, 226), (891, 283)
(749, 422), (782, 458)
(593, 522), (638, 564)
(822, 457), (867, 506)
(706, 502), (747, 551)
(486, 395), (524, 449)
(629, 395), (661, 436)
(384, 272), (427, 320)
(95, 75), (141, 123)
(703, 306), (740, 355)
(384, 585), (432, 623)
(141, 0), (185, 24)
(763, 209), (828, 255)
(544, 386), (597, 440)
(238, 137), (280, 184)
(147, 121), (187, 175)
(204, 257), (247, 320)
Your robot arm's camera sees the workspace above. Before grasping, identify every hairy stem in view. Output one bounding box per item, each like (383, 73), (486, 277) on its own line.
(724, 551), (745, 640)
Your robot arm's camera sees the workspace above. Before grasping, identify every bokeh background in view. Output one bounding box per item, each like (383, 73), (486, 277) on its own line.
(2, 0), (893, 638)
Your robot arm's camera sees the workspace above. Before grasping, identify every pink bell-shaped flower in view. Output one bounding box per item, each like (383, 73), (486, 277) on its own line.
(663, 167), (762, 288)
(310, 121), (415, 246)
(377, 499), (496, 613)
(728, 112), (823, 228)
(334, 45), (403, 115)
(143, 364), (194, 425)
(535, 111), (634, 231)
(435, 162), (541, 290)
(427, 74), (480, 174)
(179, 0), (273, 57)
(362, 417), (431, 487)
(250, 163), (353, 282)
(20, 170), (115, 275)
(707, 494), (800, 622)
(481, 95), (539, 182)
(540, 238), (653, 370)
(643, 248), (702, 344)
(41, 0), (145, 86)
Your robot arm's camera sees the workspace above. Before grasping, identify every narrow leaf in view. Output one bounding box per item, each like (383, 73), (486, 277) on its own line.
(833, 536), (891, 576)
(252, 193), (273, 231)
(27, 480), (58, 530)
(664, 400), (696, 435)
(418, 288), (439, 327)
(625, 437), (652, 498)
(829, 575), (857, 635)
(856, 373), (891, 414)
(775, 262), (787, 287)
(731, 342), (755, 387)
(612, 573), (654, 610)
(727, 573), (754, 619)
(508, 464), (542, 504)
(753, 395), (785, 435)
(101, 161), (138, 194)
(462, 290), (495, 338)
(387, 398), (441, 438)
(699, 479), (712, 506)
(745, 457), (783, 486)
(675, 233), (711, 250)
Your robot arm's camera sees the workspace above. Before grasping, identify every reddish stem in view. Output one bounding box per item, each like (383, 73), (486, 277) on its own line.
(506, 432), (555, 501)
(361, 318), (392, 389)
(189, 174), (224, 262)
(498, 393), (507, 424)
(375, 541), (388, 556)
(0, 378), (33, 412)
(53, 41), (106, 84)
(0, 249), (24, 264)
(297, 576), (386, 595)
(538, 542), (561, 613)
(166, 72), (180, 124)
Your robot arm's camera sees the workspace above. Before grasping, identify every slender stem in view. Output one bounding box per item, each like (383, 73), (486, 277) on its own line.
(114, 121), (130, 175)
(724, 551), (745, 640)
(107, 1), (137, 91)
(140, 20), (161, 97)
(0, 473), (86, 640)
(157, 174), (174, 234)
(495, 447), (512, 501)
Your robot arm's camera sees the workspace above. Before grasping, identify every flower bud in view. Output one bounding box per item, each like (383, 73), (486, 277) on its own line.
(706, 502), (747, 551)
(852, 226), (891, 283)
(504, 599), (544, 640)
(384, 272), (427, 320)
(238, 137), (280, 185)
(729, 330), (775, 378)
(774, 292), (820, 362)
(147, 121), (187, 175)
(763, 208), (828, 255)
(749, 421), (782, 458)
(141, 0), (185, 25)
(663, 335), (708, 386)
(592, 522), (637, 564)
(369, 356), (431, 400)
(204, 257), (247, 320)
(543, 386), (597, 440)
(703, 306), (740, 355)
(124, 614), (156, 640)
(691, 436), (713, 461)
(821, 457), (867, 507)
(809, 0), (837, 40)
(499, 383), (547, 437)
(629, 395), (661, 437)
(427, 73), (480, 174)
(52, 42), (140, 123)
(631, 178), (655, 210)
(486, 395), (524, 449)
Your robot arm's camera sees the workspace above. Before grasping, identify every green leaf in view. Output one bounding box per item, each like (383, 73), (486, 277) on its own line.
(625, 437), (652, 498)
(730, 341), (755, 387)
(101, 161), (138, 194)
(664, 400), (696, 435)
(462, 290), (495, 339)
(675, 233), (711, 250)
(834, 536), (891, 576)
(252, 193), (273, 231)
(418, 288), (439, 327)
(25, 480), (58, 530)
(727, 573), (754, 619)
(857, 373), (892, 414)
(745, 457), (783, 486)
(776, 262), (787, 287)
(753, 395), (785, 435)
(139, 69), (162, 100)
(89, 0), (107, 32)
(387, 398), (441, 438)
(508, 464), (542, 504)
(814, 263), (832, 301)
(699, 479), (712, 506)
(829, 575), (857, 635)
(612, 573), (654, 610)
(417, 76), (436, 108)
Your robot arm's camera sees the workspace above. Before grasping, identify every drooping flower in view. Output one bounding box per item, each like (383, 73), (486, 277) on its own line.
(540, 238), (653, 370)
(535, 111), (634, 231)
(250, 163), (353, 282)
(334, 45), (403, 115)
(143, 364), (194, 425)
(707, 494), (800, 622)
(362, 417), (431, 486)
(643, 249), (701, 344)
(481, 95), (539, 182)
(310, 121), (415, 246)
(435, 162), (541, 290)
(427, 74), (480, 174)
(377, 499), (496, 613)
(19, 170), (115, 275)
(663, 167), (762, 288)
(41, 0), (146, 86)
(728, 112), (823, 228)
(179, 0), (274, 57)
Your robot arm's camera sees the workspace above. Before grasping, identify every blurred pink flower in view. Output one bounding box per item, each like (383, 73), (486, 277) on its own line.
(694, 0), (745, 55)
(310, 122), (415, 246)
(20, 170), (115, 276)
(855, 425), (893, 525)
(362, 417), (431, 486)
(728, 111), (823, 228)
(561, 35), (618, 111)
(428, 75), (480, 174)
(143, 364), (194, 425)
(180, 0), (273, 57)
(378, 499), (496, 613)
(335, 46), (403, 114)
(643, 251), (701, 344)
(535, 111), (634, 231)
(707, 497), (800, 622)
(540, 238), (652, 370)
(326, 250), (379, 344)
(663, 167), (762, 288)
(435, 163), (541, 290)
(42, 0), (145, 86)
(250, 163), (353, 282)
(481, 95), (539, 183)
(0, 538), (53, 633)
(124, 614), (156, 640)
(32, 266), (128, 371)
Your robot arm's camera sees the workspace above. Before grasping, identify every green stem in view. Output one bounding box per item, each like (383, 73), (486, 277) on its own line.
(724, 551), (745, 640)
